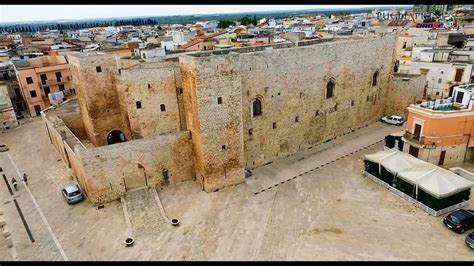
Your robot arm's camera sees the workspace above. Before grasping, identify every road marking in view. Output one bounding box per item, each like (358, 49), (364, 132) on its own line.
(7, 153), (69, 261)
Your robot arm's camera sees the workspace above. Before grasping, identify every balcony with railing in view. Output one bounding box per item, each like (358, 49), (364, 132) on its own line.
(403, 131), (425, 145)
(416, 97), (467, 111)
(38, 76), (72, 88)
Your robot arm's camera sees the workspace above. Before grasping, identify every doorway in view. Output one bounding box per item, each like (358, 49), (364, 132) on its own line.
(409, 145), (419, 158)
(34, 105), (41, 116)
(454, 68), (464, 82)
(106, 130), (126, 145)
(122, 163), (147, 191)
(438, 150), (446, 166)
(413, 124), (422, 141)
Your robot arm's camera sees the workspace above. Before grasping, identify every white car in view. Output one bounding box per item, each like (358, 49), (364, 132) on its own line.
(381, 115), (405, 126)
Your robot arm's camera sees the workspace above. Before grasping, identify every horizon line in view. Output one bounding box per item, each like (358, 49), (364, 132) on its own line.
(0, 5), (413, 25)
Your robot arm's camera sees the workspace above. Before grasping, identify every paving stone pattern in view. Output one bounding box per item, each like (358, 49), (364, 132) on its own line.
(123, 188), (164, 237)
(247, 122), (398, 194)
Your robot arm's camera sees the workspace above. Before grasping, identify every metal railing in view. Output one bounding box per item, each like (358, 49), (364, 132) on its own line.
(403, 131), (424, 144)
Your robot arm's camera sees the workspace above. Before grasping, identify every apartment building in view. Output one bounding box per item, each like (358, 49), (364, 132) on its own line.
(13, 53), (73, 116)
(403, 83), (474, 166)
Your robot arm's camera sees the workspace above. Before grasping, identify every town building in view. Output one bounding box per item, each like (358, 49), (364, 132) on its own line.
(13, 52), (74, 116)
(403, 83), (474, 166)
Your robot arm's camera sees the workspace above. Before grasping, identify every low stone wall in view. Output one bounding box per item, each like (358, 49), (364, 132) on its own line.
(43, 101), (196, 204)
(77, 131), (196, 204)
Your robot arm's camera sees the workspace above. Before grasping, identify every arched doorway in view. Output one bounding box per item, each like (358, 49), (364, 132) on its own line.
(122, 162), (147, 191)
(106, 130), (126, 145)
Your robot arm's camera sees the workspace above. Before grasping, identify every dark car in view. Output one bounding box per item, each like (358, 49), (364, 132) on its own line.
(466, 231), (474, 249)
(443, 209), (474, 233)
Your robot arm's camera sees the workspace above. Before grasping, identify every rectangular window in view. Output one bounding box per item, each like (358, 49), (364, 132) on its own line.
(438, 78), (442, 84)
(217, 97), (222, 104)
(30, 90), (37, 97)
(402, 42), (407, 49)
(40, 74), (47, 84)
(295, 116), (299, 123)
(248, 128), (253, 136)
(136, 101), (142, 109)
(455, 91), (464, 103)
(55, 72), (62, 82)
(96, 66), (102, 73)
(26, 77), (33, 84)
(351, 100), (355, 106)
(59, 84), (65, 91)
(273, 122), (277, 129)
(44, 87), (50, 96)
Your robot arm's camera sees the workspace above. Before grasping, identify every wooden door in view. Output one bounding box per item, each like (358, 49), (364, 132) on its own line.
(409, 145), (419, 158)
(438, 150), (446, 166)
(455, 68), (464, 82)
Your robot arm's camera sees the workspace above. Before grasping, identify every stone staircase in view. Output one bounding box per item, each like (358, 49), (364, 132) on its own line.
(122, 188), (163, 237)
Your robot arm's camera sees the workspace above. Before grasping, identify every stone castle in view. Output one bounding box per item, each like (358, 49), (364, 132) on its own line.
(42, 35), (426, 204)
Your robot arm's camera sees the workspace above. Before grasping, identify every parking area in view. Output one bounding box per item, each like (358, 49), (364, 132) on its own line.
(0, 118), (472, 260)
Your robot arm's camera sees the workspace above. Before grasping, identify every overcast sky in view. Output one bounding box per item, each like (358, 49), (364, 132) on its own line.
(0, 5), (411, 23)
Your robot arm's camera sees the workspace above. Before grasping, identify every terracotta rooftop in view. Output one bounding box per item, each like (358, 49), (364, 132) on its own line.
(196, 31), (227, 40)
(0, 37), (14, 45)
(180, 39), (204, 50)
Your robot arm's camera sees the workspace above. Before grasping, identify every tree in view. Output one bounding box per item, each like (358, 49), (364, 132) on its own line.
(239, 16), (254, 26)
(218, 20), (235, 29)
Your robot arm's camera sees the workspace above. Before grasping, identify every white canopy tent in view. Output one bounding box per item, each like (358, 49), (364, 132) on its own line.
(364, 149), (427, 174)
(366, 149), (474, 199)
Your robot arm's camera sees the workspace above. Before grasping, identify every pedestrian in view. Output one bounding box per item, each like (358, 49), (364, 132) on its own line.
(11, 177), (17, 191)
(22, 173), (28, 185)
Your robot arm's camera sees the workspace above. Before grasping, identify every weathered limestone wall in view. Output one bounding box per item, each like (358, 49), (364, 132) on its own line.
(180, 54), (246, 192)
(43, 99), (196, 204)
(180, 35), (397, 189)
(119, 60), (182, 139)
(384, 73), (426, 118)
(60, 112), (87, 140)
(77, 131), (195, 204)
(0, 82), (17, 131)
(239, 35), (396, 168)
(67, 53), (132, 146)
(42, 111), (92, 202)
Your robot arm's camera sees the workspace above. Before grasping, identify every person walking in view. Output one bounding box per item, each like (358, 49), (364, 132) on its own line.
(22, 173), (28, 185)
(11, 177), (17, 191)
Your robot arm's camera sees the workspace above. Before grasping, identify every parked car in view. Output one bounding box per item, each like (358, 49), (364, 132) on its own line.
(466, 231), (474, 249)
(443, 209), (474, 233)
(61, 183), (84, 205)
(381, 115), (405, 126)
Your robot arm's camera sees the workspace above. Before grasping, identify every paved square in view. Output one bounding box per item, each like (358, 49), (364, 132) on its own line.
(0, 118), (472, 260)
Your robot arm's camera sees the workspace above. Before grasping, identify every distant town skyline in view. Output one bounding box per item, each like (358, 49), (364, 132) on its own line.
(0, 5), (412, 24)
